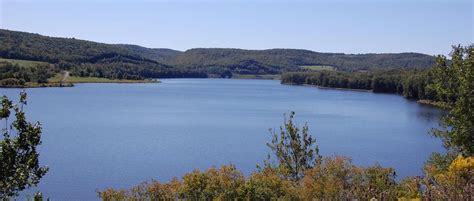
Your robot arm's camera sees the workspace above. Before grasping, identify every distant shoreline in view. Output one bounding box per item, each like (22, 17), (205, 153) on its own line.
(0, 77), (160, 88)
(417, 99), (445, 108)
(313, 85), (372, 92)
(282, 83), (372, 92)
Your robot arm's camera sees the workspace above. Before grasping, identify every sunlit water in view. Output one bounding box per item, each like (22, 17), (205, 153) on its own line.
(1, 79), (444, 200)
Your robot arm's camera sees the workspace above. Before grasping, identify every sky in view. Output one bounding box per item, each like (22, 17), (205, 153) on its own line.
(0, 0), (472, 55)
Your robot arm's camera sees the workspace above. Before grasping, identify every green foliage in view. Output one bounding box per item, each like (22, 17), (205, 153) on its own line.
(0, 58), (49, 68)
(0, 92), (48, 198)
(281, 69), (437, 100)
(179, 170), (209, 200)
(0, 29), (436, 81)
(170, 48), (435, 73)
(429, 45), (473, 156)
(267, 111), (321, 181)
(179, 165), (245, 200)
(201, 165), (245, 200)
(98, 158), (421, 201)
(351, 164), (397, 200)
(396, 177), (422, 200)
(0, 61), (57, 87)
(242, 166), (297, 200)
(300, 65), (335, 71)
(0, 29), (206, 81)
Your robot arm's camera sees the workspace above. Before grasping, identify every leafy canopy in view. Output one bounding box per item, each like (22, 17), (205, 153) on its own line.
(0, 91), (48, 198)
(429, 45), (473, 156)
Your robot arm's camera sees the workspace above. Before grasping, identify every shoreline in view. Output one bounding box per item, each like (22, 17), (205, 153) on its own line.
(313, 85), (372, 92)
(1, 78), (160, 88)
(282, 83), (446, 108)
(282, 83), (372, 92)
(417, 99), (445, 108)
(0, 83), (74, 88)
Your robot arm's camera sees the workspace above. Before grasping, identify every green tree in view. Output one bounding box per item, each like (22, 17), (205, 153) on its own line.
(242, 166), (297, 200)
(34, 65), (52, 84)
(0, 92), (48, 198)
(267, 111), (321, 181)
(429, 45), (473, 156)
(179, 170), (209, 200)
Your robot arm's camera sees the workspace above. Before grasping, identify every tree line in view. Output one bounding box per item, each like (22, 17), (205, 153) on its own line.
(281, 68), (437, 100)
(0, 29), (437, 81)
(167, 48), (435, 72)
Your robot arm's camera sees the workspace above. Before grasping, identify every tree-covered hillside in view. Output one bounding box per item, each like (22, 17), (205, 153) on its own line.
(0, 29), (436, 84)
(115, 44), (182, 63)
(0, 29), (142, 64)
(168, 48), (435, 73)
(0, 29), (206, 86)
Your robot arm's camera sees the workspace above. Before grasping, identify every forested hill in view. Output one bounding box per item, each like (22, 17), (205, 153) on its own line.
(0, 29), (436, 79)
(168, 48), (435, 72)
(0, 29), (153, 64)
(0, 29), (206, 81)
(115, 44), (181, 63)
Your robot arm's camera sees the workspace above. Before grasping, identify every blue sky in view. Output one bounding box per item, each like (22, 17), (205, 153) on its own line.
(1, 0), (472, 55)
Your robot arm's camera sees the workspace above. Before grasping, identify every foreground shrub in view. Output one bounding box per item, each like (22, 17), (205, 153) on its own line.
(351, 164), (397, 200)
(242, 166), (297, 200)
(98, 188), (127, 201)
(98, 156), (473, 201)
(98, 109), (473, 200)
(179, 170), (208, 200)
(396, 176), (422, 200)
(300, 156), (355, 200)
(423, 155), (474, 200)
(179, 165), (245, 200)
(300, 156), (401, 200)
(98, 178), (180, 201)
(202, 165), (245, 200)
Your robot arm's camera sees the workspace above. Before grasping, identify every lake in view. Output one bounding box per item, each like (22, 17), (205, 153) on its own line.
(1, 79), (444, 200)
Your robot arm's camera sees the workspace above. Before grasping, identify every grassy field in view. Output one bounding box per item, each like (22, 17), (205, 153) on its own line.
(232, 74), (281, 80)
(300, 65), (335, 71)
(48, 73), (159, 84)
(0, 58), (51, 68)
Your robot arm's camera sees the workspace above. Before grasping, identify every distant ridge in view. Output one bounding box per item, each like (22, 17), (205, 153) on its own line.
(0, 29), (436, 77)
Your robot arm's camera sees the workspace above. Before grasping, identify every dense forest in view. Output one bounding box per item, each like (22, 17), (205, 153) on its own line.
(0, 29), (437, 87)
(167, 48), (435, 73)
(0, 29), (207, 87)
(0, 60), (60, 87)
(281, 69), (436, 100)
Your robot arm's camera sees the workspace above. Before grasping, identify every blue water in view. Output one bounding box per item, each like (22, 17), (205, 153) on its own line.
(1, 79), (444, 200)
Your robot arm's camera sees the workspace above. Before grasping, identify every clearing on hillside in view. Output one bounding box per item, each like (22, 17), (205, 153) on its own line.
(300, 65), (335, 71)
(0, 58), (51, 68)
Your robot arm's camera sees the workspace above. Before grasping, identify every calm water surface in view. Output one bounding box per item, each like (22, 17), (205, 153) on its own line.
(1, 79), (444, 200)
